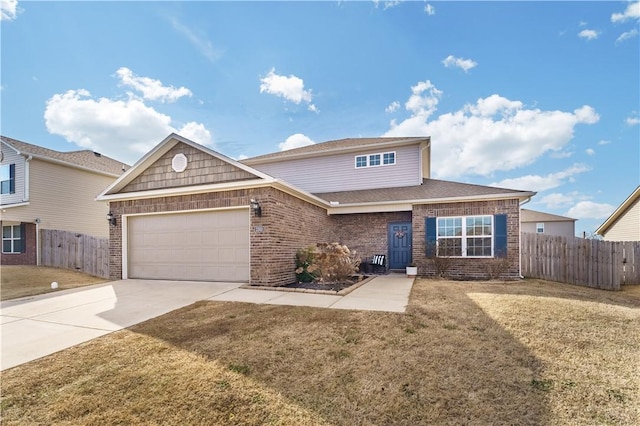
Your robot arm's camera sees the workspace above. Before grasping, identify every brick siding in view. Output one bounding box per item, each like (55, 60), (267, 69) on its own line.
(412, 199), (521, 280)
(108, 187), (333, 286)
(1, 222), (37, 265)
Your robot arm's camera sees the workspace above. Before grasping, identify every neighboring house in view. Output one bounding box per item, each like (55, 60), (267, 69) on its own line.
(595, 185), (640, 241)
(97, 134), (535, 285)
(520, 209), (576, 238)
(1, 136), (129, 265)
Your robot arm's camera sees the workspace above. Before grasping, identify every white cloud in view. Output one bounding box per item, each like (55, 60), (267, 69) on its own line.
(578, 29), (599, 40)
(538, 192), (580, 209)
(585, 148), (595, 156)
(373, 0), (403, 10)
(566, 201), (615, 220)
(424, 3), (435, 15)
(598, 139), (612, 145)
(279, 133), (315, 151)
(1, 0), (18, 20)
(626, 114), (640, 126)
(611, 1), (640, 23)
(384, 81), (600, 179)
(44, 89), (212, 165)
(491, 163), (591, 192)
(442, 55), (478, 73)
(116, 67), (192, 103)
(260, 68), (317, 112)
(168, 16), (223, 62)
(386, 101), (400, 113)
(616, 28), (639, 43)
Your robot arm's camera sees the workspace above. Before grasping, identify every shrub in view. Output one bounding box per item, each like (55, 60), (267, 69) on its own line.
(425, 241), (453, 278)
(295, 243), (360, 283)
(295, 246), (318, 283)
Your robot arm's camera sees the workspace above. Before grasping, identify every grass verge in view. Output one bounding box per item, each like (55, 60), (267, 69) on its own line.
(0, 265), (109, 301)
(1, 279), (639, 425)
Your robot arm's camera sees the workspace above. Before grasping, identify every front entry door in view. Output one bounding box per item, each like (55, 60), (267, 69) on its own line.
(388, 222), (412, 270)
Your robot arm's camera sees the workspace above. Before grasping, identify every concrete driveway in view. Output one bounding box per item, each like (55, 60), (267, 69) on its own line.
(1, 274), (413, 371)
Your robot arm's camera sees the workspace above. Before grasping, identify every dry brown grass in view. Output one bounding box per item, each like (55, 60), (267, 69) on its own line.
(0, 266), (108, 301)
(2, 279), (639, 425)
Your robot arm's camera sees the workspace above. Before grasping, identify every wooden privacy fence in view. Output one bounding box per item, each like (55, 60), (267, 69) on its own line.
(521, 232), (640, 291)
(40, 229), (109, 279)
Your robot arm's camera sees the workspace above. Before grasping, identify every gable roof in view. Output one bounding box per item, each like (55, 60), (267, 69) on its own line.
(1, 135), (129, 177)
(595, 185), (640, 236)
(97, 133), (284, 201)
(315, 178), (535, 208)
(520, 209), (576, 223)
(242, 137), (429, 164)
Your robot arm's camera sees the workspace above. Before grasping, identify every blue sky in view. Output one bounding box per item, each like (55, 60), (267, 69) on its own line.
(1, 0), (638, 236)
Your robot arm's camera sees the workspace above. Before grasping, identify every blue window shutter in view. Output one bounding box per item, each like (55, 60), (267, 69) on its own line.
(494, 214), (507, 258)
(9, 164), (15, 194)
(425, 217), (437, 257)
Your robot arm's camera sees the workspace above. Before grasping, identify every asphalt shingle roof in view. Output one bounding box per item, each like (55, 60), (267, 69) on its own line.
(520, 209), (576, 222)
(313, 178), (533, 204)
(1, 136), (129, 176)
(242, 137), (428, 163)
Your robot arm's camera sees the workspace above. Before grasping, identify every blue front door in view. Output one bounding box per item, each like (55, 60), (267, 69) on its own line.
(388, 222), (412, 270)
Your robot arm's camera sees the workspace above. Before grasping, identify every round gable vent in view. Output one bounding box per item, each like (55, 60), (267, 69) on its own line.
(172, 153), (188, 172)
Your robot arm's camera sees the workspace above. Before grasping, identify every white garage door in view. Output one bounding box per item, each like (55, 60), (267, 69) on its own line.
(127, 209), (250, 282)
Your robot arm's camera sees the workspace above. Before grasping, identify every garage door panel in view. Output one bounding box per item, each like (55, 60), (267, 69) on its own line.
(128, 209), (250, 282)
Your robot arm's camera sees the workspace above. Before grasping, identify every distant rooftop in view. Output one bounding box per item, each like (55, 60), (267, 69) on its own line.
(1, 136), (130, 176)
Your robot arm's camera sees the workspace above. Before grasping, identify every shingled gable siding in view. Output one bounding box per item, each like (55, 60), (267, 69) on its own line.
(120, 143), (257, 193)
(331, 212), (413, 262)
(107, 187), (333, 286)
(412, 199), (521, 280)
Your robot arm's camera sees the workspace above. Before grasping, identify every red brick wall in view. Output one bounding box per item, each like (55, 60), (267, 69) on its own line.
(331, 211), (412, 261)
(412, 199), (521, 280)
(107, 187), (333, 286)
(1, 222), (37, 265)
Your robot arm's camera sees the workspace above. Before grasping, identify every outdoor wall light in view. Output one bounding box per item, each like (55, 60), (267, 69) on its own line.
(106, 211), (117, 226)
(250, 199), (262, 217)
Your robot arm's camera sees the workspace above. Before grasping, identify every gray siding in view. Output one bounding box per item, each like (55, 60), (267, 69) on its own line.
(252, 144), (421, 193)
(0, 145), (26, 205)
(521, 221), (575, 238)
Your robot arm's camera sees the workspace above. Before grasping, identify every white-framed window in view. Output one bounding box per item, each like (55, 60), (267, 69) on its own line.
(536, 223), (544, 233)
(437, 215), (493, 257)
(355, 151), (396, 168)
(2, 225), (23, 254)
(1, 164), (15, 194)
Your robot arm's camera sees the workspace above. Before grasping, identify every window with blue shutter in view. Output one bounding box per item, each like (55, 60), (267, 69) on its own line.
(425, 214), (508, 258)
(494, 214), (507, 258)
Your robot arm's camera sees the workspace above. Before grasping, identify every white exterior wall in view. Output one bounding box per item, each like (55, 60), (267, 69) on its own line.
(0, 144), (27, 205)
(602, 198), (640, 241)
(251, 144), (421, 193)
(0, 159), (115, 237)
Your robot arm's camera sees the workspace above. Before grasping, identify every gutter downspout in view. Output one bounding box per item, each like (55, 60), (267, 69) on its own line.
(35, 218), (41, 266)
(518, 197), (532, 279)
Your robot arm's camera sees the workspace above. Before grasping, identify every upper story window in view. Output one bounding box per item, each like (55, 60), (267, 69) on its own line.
(536, 223), (544, 233)
(355, 151), (396, 168)
(0, 164), (15, 194)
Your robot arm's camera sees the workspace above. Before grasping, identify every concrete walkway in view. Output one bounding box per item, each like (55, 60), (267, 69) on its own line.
(0, 273), (413, 370)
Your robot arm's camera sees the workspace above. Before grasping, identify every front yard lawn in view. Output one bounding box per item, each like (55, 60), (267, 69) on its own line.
(0, 266), (109, 301)
(2, 279), (639, 425)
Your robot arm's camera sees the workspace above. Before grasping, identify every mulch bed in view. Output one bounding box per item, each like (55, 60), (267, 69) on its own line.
(282, 280), (358, 292)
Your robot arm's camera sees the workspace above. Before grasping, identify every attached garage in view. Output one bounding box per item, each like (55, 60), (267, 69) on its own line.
(126, 209), (250, 282)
